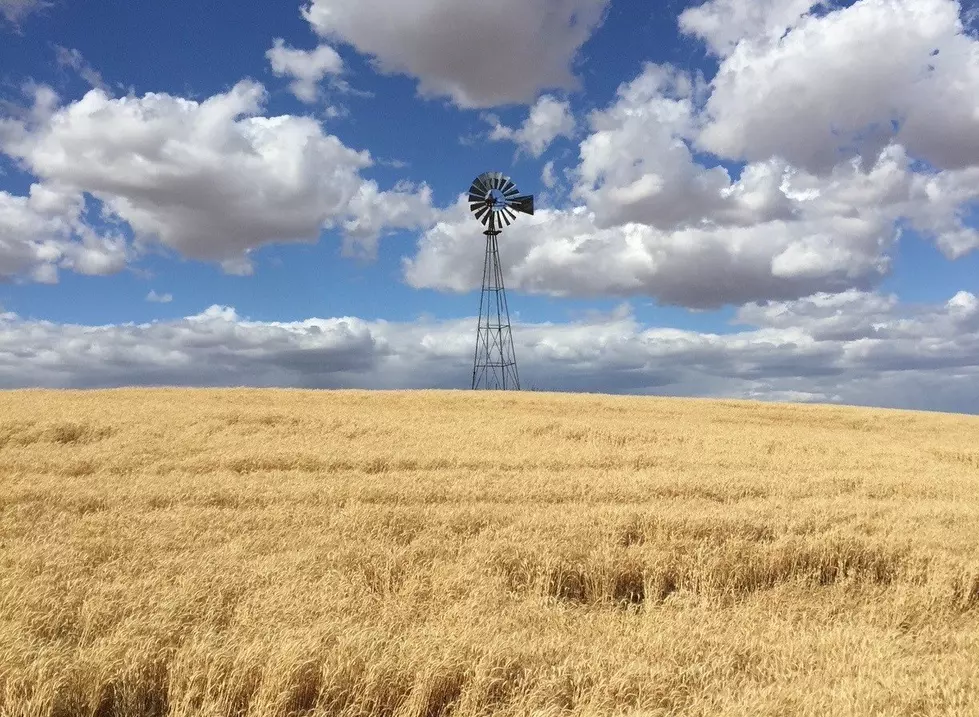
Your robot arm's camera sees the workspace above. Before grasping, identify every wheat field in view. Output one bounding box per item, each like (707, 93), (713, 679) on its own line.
(1, 388), (978, 717)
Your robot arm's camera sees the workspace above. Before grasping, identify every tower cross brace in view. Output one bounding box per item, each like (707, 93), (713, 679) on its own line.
(472, 228), (520, 390)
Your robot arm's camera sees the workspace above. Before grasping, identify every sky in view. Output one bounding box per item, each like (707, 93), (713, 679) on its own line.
(2, 0), (979, 413)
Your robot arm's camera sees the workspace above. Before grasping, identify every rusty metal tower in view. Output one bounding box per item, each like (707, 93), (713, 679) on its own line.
(467, 171), (534, 390)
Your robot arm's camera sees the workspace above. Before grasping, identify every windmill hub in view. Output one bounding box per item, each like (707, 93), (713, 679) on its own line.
(468, 172), (534, 391)
(468, 171), (535, 236)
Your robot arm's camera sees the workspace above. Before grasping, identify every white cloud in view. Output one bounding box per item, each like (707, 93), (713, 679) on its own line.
(0, 81), (434, 272)
(678, 0), (825, 57)
(341, 180), (436, 258)
(947, 290), (979, 317)
(266, 38), (343, 103)
(403, 192), (893, 309)
(146, 290), (173, 303)
(488, 95), (576, 157)
(0, 183), (128, 284)
(901, 166), (979, 258)
(688, 0), (979, 174)
(406, 49), (979, 307)
(5, 291), (979, 413)
(407, 64), (931, 308)
(54, 46), (108, 92)
(572, 64), (717, 229)
(541, 161), (558, 190)
(301, 0), (610, 108)
(0, 0), (49, 27)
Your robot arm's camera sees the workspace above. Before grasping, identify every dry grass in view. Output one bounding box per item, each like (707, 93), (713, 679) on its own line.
(1, 388), (979, 717)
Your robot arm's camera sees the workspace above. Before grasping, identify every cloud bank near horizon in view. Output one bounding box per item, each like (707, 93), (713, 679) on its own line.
(4, 288), (979, 414)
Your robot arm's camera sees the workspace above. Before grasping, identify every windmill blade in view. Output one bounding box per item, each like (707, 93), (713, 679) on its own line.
(509, 195), (534, 215)
(468, 172), (530, 231)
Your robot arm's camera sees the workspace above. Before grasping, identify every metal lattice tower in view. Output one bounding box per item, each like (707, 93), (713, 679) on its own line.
(467, 171), (534, 390)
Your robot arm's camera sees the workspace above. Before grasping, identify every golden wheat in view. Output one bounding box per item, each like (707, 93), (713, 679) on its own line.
(1, 388), (978, 717)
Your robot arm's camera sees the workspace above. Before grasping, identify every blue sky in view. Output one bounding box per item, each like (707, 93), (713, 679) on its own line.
(2, 0), (979, 412)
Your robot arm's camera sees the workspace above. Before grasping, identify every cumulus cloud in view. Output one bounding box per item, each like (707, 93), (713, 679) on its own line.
(341, 180), (436, 258)
(404, 194), (892, 309)
(0, 81), (434, 272)
(686, 0), (979, 174)
(146, 290), (173, 303)
(0, 0), (49, 27)
(900, 165), (979, 259)
(572, 64), (716, 229)
(266, 38), (344, 103)
(487, 95), (576, 157)
(405, 65), (911, 307)
(407, 41), (979, 307)
(0, 305), (389, 389)
(678, 0), (825, 57)
(301, 0), (610, 107)
(0, 183), (128, 284)
(677, 0), (979, 259)
(5, 291), (979, 413)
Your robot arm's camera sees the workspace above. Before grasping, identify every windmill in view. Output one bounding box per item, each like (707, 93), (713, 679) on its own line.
(467, 171), (534, 390)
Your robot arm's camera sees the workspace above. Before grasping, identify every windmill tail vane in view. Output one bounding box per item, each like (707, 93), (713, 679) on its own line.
(467, 172), (533, 391)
